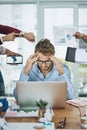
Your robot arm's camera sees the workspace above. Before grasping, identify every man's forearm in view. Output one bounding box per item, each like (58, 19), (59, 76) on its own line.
(81, 34), (87, 43)
(19, 67), (29, 81)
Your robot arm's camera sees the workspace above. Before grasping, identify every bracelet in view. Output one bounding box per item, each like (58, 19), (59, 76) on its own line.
(20, 31), (25, 37)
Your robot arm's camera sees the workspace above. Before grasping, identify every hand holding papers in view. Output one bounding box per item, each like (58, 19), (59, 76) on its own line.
(66, 47), (87, 64)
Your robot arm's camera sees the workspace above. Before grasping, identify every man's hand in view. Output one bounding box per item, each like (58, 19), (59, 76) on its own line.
(73, 32), (84, 39)
(2, 32), (35, 43)
(23, 32), (35, 42)
(6, 49), (21, 56)
(50, 55), (64, 75)
(6, 49), (22, 65)
(2, 32), (16, 42)
(24, 53), (38, 75)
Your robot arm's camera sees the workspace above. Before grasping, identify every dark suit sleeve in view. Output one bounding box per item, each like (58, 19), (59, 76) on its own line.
(0, 39), (2, 45)
(0, 24), (21, 34)
(65, 47), (76, 62)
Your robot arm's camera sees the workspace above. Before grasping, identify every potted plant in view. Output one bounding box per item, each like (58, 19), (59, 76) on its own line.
(36, 99), (48, 117)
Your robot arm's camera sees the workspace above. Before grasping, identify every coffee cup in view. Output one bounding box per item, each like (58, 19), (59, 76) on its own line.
(79, 105), (87, 128)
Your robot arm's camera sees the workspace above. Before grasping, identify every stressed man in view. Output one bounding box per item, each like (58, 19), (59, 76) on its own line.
(14, 39), (75, 100)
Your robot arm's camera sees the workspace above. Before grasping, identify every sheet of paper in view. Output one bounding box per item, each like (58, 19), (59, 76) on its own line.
(64, 27), (77, 46)
(66, 98), (87, 107)
(7, 122), (55, 130)
(53, 26), (77, 47)
(75, 49), (87, 64)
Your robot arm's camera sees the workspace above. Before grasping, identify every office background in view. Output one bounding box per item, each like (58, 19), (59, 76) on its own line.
(0, 0), (87, 97)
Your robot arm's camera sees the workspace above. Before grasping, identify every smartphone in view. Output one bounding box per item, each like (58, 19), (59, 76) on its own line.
(6, 55), (23, 64)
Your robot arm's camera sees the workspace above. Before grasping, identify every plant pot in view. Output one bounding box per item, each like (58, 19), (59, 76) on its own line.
(39, 109), (46, 118)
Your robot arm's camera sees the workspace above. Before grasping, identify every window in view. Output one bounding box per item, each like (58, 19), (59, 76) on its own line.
(37, 1), (87, 98)
(78, 8), (87, 97)
(44, 7), (74, 82)
(0, 4), (37, 95)
(45, 8), (73, 43)
(41, 4), (78, 94)
(0, 1), (87, 98)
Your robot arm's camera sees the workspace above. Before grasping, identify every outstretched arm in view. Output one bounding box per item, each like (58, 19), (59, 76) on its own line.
(0, 24), (35, 42)
(0, 24), (21, 34)
(0, 46), (21, 56)
(73, 32), (87, 43)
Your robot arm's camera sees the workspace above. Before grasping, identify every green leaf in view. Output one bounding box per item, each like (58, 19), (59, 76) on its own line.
(36, 99), (48, 109)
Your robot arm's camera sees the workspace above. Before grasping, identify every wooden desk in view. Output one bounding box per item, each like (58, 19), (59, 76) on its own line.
(4, 103), (81, 129)
(52, 103), (80, 129)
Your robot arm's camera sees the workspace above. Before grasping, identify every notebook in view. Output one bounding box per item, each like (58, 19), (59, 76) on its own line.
(16, 81), (67, 109)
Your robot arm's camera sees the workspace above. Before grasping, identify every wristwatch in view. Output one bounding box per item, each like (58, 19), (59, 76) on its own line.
(20, 31), (25, 37)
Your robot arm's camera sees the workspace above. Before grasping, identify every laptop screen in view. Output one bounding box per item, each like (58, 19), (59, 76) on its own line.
(16, 81), (67, 109)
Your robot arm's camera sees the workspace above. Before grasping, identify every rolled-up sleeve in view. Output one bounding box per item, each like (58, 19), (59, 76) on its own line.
(19, 67), (30, 81)
(59, 65), (75, 100)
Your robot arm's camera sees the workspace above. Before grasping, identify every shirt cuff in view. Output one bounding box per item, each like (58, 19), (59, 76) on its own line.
(0, 46), (6, 54)
(0, 37), (3, 45)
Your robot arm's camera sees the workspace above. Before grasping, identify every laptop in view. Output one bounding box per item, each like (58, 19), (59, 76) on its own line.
(16, 81), (67, 109)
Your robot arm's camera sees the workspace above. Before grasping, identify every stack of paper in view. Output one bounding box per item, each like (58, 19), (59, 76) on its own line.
(7, 122), (55, 130)
(66, 98), (87, 107)
(5, 109), (39, 117)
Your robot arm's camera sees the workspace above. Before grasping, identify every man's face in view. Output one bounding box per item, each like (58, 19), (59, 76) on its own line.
(37, 53), (53, 72)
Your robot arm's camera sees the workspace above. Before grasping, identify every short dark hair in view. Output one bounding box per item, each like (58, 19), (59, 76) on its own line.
(35, 39), (55, 56)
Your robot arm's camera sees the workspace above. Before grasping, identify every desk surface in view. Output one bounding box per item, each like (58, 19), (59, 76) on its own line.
(4, 103), (81, 129)
(53, 103), (80, 129)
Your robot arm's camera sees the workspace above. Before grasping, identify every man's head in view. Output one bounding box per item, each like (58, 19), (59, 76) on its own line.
(35, 39), (55, 56)
(35, 39), (55, 72)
